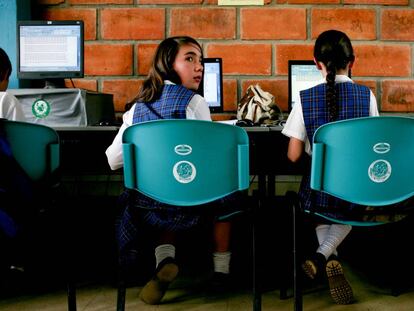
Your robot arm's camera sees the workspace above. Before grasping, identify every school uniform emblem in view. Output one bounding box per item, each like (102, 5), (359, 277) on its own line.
(368, 159), (391, 183)
(173, 161), (196, 184)
(32, 99), (50, 118)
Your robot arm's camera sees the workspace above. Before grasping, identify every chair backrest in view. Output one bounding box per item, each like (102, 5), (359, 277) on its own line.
(122, 119), (249, 206)
(0, 119), (60, 181)
(311, 116), (414, 207)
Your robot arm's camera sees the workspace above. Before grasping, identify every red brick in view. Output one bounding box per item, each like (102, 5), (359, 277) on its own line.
(102, 79), (144, 112)
(353, 45), (411, 77)
(211, 0), (272, 3)
(140, 0), (202, 3)
(207, 44), (272, 75)
(382, 9), (414, 41)
(39, 8), (97, 41)
(85, 44), (133, 76)
(241, 8), (306, 40)
(278, 0), (338, 3)
(137, 44), (159, 76)
(36, 0), (64, 4)
(101, 8), (165, 40)
(170, 8), (236, 39)
(69, 0), (132, 3)
(223, 79), (237, 112)
(276, 44), (314, 75)
(64, 79), (98, 91)
(353, 79), (377, 99)
(241, 79), (289, 112)
(344, 0), (407, 4)
(312, 8), (376, 40)
(381, 80), (414, 112)
(211, 113), (237, 121)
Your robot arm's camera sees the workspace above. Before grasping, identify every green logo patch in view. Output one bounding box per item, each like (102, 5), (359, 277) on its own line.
(32, 99), (51, 118)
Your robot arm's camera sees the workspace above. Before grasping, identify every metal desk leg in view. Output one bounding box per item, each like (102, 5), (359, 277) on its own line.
(253, 196), (261, 311)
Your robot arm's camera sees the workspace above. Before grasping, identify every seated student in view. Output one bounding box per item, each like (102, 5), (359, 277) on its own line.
(0, 47), (25, 121)
(106, 36), (241, 305)
(282, 30), (379, 305)
(0, 48), (30, 275)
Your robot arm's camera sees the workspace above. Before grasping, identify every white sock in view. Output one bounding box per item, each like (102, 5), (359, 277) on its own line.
(315, 224), (338, 257)
(155, 244), (175, 268)
(213, 251), (231, 274)
(317, 224), (351, 260)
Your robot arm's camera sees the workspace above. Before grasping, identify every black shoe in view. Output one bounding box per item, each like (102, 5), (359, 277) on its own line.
(139, 257), (179, 305)
(325, 257), (354, 305)
(302, 252), (326, 280)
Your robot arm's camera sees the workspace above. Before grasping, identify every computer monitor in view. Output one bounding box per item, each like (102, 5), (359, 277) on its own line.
(17, 20), (84, 88)
(199, 58), (223, 113)
(288, 60), (323, 111)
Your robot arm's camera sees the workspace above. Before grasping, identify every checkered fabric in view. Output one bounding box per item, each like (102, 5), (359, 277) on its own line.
(132, 84), (193, 122)
(299, 82), (370, 219)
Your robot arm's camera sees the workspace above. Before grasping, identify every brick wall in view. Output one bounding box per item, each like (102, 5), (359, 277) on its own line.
(34, 0), (414, 118)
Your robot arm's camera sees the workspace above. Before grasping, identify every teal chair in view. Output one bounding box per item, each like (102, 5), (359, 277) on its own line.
(117, 119), (252, 310)
(1, 120), (60, 182)
(0, 120), (75, 310)
(289, 116), (414, 311)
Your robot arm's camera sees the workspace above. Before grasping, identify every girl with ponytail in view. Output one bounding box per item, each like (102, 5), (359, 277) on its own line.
(282, 30), (379, 305)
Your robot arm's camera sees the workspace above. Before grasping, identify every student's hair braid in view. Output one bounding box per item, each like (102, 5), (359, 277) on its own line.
(314, 30), (355, 122)
(325, 62), (337, 121)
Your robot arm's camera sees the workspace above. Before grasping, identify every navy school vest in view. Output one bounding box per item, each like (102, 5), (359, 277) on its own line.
(299, 82), (370, 214)
(132, 84), (195, 123)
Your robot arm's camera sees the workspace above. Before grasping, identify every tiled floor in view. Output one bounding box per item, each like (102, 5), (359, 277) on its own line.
(1, 261), (414, 311)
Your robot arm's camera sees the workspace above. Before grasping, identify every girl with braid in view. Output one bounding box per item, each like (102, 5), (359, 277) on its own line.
(282, 30), (379, 304)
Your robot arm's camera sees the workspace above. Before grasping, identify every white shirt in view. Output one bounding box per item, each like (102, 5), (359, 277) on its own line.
(105, 81), (211, 170)
(282, 75), (379, 155)
(0, 92), (26, 121)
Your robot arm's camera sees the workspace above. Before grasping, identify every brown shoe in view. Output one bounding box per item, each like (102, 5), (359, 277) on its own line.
(139, 257), (179, 305)
(325, 257), (354, 305)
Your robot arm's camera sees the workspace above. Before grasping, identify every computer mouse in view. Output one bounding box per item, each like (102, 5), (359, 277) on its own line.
(235, 119), (255, 127)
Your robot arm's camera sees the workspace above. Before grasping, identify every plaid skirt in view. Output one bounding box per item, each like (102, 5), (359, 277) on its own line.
(299, 174), (413, 224)
(116, 189), (243, 265)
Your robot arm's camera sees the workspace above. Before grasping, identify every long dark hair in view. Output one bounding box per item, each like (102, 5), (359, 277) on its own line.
(127, 36), (203, 110)
(314, 30), (355, 121)
(0, 47), (12, 80)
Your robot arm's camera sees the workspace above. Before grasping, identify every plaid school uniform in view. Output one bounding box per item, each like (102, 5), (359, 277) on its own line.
(132, 84), (191, 122)
(299, 82), (370, 220)
(117, 84), (241, 265)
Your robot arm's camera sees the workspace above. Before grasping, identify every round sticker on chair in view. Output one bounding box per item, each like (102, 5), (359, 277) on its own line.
(368, 159), (391, 183)
(173, 161), (196, 184)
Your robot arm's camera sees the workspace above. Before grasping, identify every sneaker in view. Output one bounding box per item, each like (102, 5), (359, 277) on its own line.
(302, 252), (326, 280)
(139, 257), (179, 305)
(325, 257), (354, 305)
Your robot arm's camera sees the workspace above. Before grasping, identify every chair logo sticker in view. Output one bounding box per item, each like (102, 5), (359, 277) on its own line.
(32, 99), (51, 118)
(368, 142), (391, 183)
(173, 144), (196, 183)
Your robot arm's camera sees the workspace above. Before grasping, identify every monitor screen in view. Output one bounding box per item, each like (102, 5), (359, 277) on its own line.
(17, 20), (84, 82)
(288, 60), (323, 111)
(200, 58), (223, 113)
